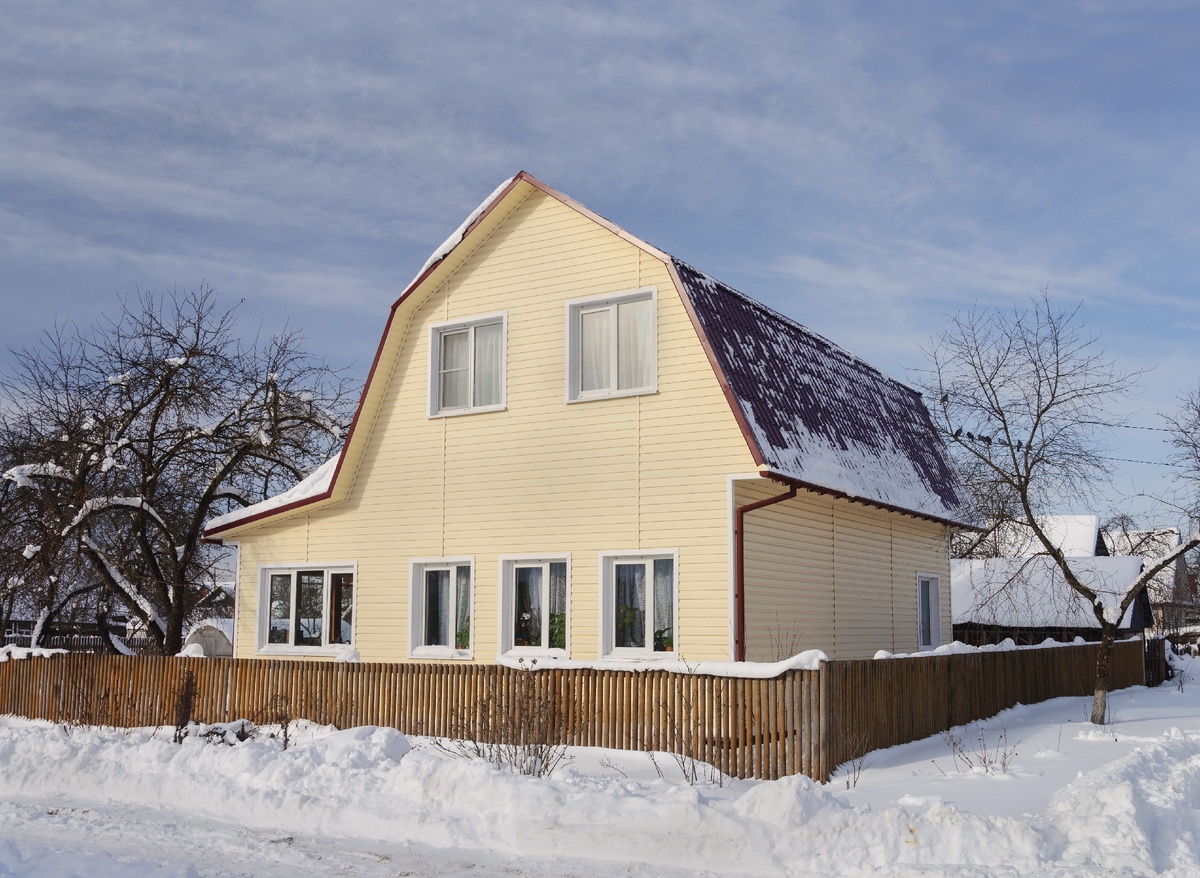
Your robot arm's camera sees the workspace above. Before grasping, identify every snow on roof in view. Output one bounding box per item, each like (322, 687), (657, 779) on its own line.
(205, 456), (338, 532)
(1104, 526), (1181, 558)
(673, 260), (971, 526)
(991, 515), (1103, 558)
(951, 556), (1144, 628)
(406, 175), (517, 291)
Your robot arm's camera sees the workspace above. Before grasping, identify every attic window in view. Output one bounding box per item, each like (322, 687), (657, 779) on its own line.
(428, 313), (507, 417)
(566, 288), (657, 402)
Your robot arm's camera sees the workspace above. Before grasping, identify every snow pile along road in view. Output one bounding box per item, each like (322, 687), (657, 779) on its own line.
(0, 716), (1195, 874)
(2, 654), (1200, 876)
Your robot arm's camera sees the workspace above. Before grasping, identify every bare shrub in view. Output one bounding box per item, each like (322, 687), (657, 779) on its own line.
(257, 693), (294, 750)
(61, 683), (118, 735)
(652, 665), (726, 787)
(430, 661), (588, 778)
(941, 724), (1018, 775)
(844, 729), (872, 789)
(172, 670), (197, 744)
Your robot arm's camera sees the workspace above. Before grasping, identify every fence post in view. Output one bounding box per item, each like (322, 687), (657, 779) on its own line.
(817, 660), (832, 782)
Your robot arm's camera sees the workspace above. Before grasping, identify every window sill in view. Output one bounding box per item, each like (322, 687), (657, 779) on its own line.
(257, 644), (352, 657)
(501, 647), (568, 661)
(603, 648), (675, 661)
(428, 404), (507, 419)
(567, 387), (657, 405)
(410, 645), (473, 661)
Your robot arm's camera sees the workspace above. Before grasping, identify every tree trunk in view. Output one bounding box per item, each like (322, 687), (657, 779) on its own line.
(28, 606), (50, 649)
(1091, 623), (1114, 724)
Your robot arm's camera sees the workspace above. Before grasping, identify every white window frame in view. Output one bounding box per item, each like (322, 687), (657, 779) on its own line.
(598, 550), (678, 659)
(427, 312), (507, 417)
(499, 554), (571, 658)
(917, 573), (942, 650)
(565, 287), (658, 402)
(256, 562), (357, 655)
(409, 557), (475, 659)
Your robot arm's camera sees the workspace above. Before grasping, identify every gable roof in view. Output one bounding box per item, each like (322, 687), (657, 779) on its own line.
(205, 172), (972, 537)
(672, 261), (969, 526)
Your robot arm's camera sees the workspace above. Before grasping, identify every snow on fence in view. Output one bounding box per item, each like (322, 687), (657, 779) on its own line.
(0, 641), (1146, 782)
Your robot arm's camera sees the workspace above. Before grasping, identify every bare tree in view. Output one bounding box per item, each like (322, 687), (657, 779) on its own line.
(1, 287), (353, 654)
(922, 293), (1198, 724)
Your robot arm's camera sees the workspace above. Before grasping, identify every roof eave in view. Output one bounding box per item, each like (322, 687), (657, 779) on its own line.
(759, 469), (981, 531)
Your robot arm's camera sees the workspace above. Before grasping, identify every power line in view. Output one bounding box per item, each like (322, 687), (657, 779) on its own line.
(1096, 456), (1183, 469)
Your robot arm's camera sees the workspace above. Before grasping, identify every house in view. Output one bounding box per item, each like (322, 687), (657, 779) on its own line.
(1104, 526), (1195, 635)
(952, 515), (1156, 644)
(203, 172), (972, 664)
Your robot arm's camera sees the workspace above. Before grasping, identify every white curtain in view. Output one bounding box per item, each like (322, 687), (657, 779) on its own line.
(549, 562), (567, 650)
(653, 559), (673, 651)
(614, 563), (646, 648)
(455, 565), (472, 649)
(425, 569), (450, 646)
(439, 330), (469, 409)
(580, 308), (611, 393)
(514, 565), (543, 647)
(472, 322), (502, 407)
(617, 298), (653, 390)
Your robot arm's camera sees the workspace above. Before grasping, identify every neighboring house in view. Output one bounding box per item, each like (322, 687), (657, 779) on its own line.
(1103, 527), (1194, 634)
(203, 172), (972, 664)
(952, 515), (1155, 644)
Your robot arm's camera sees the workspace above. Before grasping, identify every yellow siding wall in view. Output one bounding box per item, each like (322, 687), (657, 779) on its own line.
(737, 479), (951, 661)
(232, 188), (757, 661)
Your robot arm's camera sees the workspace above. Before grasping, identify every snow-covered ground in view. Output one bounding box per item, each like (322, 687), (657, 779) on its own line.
(2, 654), (1200, 877)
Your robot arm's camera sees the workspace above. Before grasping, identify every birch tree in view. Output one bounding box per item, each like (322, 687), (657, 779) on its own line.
(1, 288), (352, 653)
(922, 293), (1198, 724)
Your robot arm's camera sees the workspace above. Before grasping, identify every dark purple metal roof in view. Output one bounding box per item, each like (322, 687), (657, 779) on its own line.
(673, 259), (972, 526)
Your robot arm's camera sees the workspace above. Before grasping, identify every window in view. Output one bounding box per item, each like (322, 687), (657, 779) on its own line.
(260, 565), (354, 652)
(500, 557), (569, 655)
(566, 288), (656, 401)
(917, 574), (941, 650)
(428, 314), (506, 416)
(600, 552), (676, 657)
(410, 559), (473, 658)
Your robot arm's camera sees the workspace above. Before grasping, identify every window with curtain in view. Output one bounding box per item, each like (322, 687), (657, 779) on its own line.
(430, 315), (506, 415)
(568, 289), (656, 400)
(410, 560), (473, 657)
(603, 553), (674, 656)
(503, 559), (569, 654)
(260, 566), (355, 651)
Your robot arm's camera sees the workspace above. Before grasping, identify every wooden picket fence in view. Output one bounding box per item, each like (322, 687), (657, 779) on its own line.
(0, 639), (1146, 782)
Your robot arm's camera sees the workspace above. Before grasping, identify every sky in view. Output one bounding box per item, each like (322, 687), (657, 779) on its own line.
(2, 1), (1199, 524)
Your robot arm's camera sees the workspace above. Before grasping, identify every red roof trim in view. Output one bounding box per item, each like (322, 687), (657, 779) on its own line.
(665, 260), (766, 468)
(204, 174), (533, 539)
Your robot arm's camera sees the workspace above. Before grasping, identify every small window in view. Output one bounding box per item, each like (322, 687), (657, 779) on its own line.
(429, 314), (506, 416)
(410, 559), (473, 658)
(566, 288), (656, 401)
(260, 566), (355, 652)
(500, 557), (569, 655)
(918, 574), (941, 650)
(600, 552), (675, 657)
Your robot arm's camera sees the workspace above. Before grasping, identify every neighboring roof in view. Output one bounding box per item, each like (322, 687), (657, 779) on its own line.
(989, 515), (1105, 559)
(1104, 527), (1181, 559)
(205, 172), (972, 537)
(951, 556), (1144, 628)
